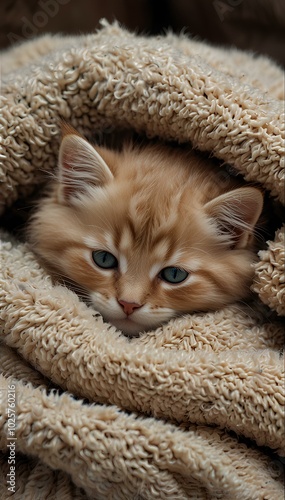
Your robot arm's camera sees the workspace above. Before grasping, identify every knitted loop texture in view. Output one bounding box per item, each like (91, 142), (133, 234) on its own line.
(0, 20), (284, 500)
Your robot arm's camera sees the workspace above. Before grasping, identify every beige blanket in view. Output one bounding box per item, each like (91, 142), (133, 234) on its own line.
(0, 20), (284, 499)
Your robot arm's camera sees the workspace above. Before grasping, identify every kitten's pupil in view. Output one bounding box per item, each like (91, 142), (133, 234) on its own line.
(92, 250), (118, 269)
(159, 267), (189, 284)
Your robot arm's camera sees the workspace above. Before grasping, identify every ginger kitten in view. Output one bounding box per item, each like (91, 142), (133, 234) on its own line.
(28, 125), (263, 335)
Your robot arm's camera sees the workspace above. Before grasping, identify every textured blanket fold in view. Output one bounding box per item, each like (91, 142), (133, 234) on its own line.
(0, 20), (284, 499)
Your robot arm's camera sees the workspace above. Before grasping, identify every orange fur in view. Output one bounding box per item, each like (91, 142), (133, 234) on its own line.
(28, 127), (263, 335)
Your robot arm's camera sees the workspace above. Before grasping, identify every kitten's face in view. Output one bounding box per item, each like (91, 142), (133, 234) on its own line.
(29, 126), (263, 335)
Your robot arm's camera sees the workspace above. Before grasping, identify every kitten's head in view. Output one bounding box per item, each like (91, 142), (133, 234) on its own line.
(29, 125), (263, 335)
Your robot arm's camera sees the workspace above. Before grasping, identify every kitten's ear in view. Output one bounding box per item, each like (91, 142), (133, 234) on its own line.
(58, 130), (113, 203)
(205, 187), (263, 248)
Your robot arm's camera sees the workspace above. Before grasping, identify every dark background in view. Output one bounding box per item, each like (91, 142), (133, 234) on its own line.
(1, 0), (285, 67)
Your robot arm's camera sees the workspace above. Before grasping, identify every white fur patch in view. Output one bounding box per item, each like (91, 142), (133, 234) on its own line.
(83, 236), (102, 248)
(119, 226), (133, 252)
(149, 263), (163, 281)
(153, 239), (170, 261)
(83, 233), (117, 256)
(119, 254), (128, 274)
(103, 232), (117, 256)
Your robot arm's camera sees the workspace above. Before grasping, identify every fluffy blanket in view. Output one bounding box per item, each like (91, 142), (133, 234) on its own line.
(0, 20), (284, 499)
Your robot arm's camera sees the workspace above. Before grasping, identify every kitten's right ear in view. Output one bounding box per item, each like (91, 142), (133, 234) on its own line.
(205, 186), (263, 248)
(58, 132), (113, 204)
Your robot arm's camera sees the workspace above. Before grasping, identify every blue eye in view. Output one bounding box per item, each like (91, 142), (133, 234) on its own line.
(92, 251), (118, 269)
(159, 267), (189, 284)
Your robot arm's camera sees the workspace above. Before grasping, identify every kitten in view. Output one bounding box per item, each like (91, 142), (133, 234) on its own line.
(28, 124), (263, 335)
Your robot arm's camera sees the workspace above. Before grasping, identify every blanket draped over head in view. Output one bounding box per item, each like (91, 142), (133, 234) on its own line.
(0, 20), (284, 499)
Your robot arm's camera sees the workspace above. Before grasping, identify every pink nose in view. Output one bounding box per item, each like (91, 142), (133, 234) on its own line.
(118, 300), (142, 316)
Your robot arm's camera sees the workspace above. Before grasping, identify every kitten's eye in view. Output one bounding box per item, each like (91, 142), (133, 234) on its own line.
(159, 267), (189, 284)
(92, 250), (118, 269)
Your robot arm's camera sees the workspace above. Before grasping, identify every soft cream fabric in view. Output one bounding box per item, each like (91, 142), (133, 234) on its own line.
(0, 21), (284, 499)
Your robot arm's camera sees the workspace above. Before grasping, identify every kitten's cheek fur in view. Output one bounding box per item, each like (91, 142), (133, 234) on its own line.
(89, 292), (174, 335)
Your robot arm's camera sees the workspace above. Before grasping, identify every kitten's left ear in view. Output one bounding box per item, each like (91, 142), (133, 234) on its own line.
(205, 187), (263, 248)
(58, 130), (113, 203)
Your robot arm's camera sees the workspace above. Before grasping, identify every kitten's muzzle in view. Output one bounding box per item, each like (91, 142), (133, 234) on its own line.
(118, 300), (143, 316)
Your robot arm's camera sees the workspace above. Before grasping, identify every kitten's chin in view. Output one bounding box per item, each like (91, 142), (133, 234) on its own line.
(110, 318), (151, 336)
